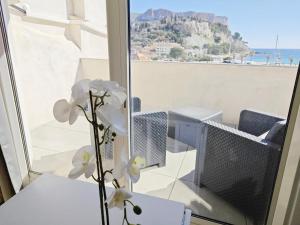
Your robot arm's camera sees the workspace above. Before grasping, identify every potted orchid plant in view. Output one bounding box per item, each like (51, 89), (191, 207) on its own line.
(53, 79), (145, 225)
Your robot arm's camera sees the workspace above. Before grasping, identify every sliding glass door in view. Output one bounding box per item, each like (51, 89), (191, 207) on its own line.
(128, 0), (300, 224)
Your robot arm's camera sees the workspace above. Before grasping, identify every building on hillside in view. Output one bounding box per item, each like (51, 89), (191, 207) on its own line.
(152, 42), (182, 57)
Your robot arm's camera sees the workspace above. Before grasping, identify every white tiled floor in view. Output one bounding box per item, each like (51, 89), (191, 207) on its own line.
(31, 125), (90, 152)
(30, 119), (248, 225)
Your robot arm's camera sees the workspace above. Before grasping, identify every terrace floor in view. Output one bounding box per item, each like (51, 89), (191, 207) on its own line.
(30, 117), (250, 225)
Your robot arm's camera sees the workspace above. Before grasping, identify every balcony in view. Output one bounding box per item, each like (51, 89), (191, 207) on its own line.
(25, 60), (297, 225)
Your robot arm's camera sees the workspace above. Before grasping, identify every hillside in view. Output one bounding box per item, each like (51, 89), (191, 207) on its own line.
(136, 9), (228, 26)
(130, 9), (251, 62)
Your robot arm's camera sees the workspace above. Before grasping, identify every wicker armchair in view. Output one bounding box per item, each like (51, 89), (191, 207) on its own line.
(131, 97), (167, 167)
(104, 97), (167, 168)
(131, 111), (167, 167)
(194, 110), (285, 224)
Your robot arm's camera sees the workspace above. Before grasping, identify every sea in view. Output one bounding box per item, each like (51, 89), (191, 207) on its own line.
(246, 49), (300, 65)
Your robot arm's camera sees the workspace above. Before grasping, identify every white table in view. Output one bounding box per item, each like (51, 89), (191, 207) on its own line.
(0, 174), (191, 225)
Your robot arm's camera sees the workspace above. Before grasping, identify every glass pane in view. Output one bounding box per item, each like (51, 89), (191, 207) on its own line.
(5, 0), (110, 179)
(129, 1), (299, 224)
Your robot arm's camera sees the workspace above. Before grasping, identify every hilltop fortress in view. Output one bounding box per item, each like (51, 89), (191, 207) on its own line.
(136, 9), (228, 26)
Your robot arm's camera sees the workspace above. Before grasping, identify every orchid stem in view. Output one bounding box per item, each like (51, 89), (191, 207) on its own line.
(77, 105), (93, 124)
(124, 200), (135, 207)
(92, 175), (100, 183)
(103, 169), (113, 176)
(123, 201), (130, 225)
(89, 91), (109, 225)
(113, 179), (121, 189)
(94, 91), (109, 109)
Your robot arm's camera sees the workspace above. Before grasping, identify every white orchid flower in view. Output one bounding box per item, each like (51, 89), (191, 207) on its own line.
(53, 79), (90, 124)
(53, 99), (73, 123)
(107, 188), (132, 209)
(90, 80), (127, 109)
(113, 150), (145, 183)
(127, 155), (146, 183)
(96, 104), (127, 136)
(68, 145), (96, 179)
(71, 79), (91, 101)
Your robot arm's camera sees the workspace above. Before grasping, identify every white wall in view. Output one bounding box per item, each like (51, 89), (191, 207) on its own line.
(84, 0), (107, 30)
(20, 0), (108, 31)
(79, 58), (109, 80)
(21, 0), (69, 19)
(131, 61), (297, 124)
(81, 29), (108, 58)
(9, 14), (81, 130)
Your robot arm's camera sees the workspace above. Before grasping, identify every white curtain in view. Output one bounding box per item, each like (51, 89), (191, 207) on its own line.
(0, 89), (22, 192)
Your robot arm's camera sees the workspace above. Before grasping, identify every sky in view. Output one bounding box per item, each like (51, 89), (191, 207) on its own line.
(130, 0), (300, 49)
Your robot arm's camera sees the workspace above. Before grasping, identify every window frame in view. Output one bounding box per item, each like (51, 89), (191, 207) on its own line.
(267, 67), (300, 225)
(0, 0), (29, 183)
(106, 0), (132, 188)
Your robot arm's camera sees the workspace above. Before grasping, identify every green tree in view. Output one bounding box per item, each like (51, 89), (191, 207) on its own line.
(202, 44), (209, 49)
(211, 23), (229, 34)
(169, 47), (184, 59)
(220, 43), (230, 54)
(233, 32), (242, 41)
(160, 18), (167, 24)
(207, 45), (221, 55)
(206, 43), (230, 55)
(198, 56), (212, 62)
(214, 36), (221, 43)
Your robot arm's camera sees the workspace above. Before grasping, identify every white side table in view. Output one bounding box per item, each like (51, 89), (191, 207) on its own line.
(0, 174), (191, 225)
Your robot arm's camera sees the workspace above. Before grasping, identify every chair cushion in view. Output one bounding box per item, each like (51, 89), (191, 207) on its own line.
(264, 120), (286, 146)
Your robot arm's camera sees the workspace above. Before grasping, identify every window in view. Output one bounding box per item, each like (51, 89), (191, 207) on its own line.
(128, 1), (299, 225)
